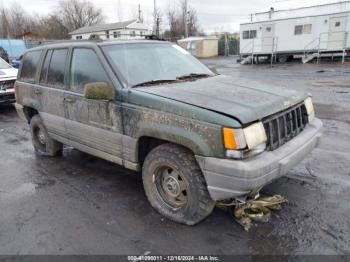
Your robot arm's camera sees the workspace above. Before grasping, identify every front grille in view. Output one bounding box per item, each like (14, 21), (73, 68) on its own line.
(263, 103), (309, 151)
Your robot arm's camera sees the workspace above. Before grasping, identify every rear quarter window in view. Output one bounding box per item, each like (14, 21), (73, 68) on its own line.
(19, 50), (42, 82)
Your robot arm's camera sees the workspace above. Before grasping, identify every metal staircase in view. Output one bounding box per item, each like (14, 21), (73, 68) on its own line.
(240, 37), (278, 65)
(240, 55), (253, 65)
(302, 53), (319, 64)
(303, 31), (348, 64)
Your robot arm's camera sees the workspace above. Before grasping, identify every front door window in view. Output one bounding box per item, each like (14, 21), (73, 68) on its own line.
(70, 48), (110, 93)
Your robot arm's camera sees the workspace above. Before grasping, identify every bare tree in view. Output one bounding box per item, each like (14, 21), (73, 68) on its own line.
(57, 0), (105, 32)
(0, 0), (104, 40)
(153, 8), (162, 37)
(187, 8), (199, 36)
(0, 2), (36, 38)
(8, 3), (27, 37)
(39, 14), (69, 40)
(164, 0), (200, 40)
(0, 7), (10, 38)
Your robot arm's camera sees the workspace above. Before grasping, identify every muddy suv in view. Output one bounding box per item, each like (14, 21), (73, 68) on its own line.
(15, 41), (322, 225)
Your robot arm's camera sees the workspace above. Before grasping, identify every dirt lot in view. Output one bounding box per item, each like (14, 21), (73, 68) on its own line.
(0, 58), (349, 255)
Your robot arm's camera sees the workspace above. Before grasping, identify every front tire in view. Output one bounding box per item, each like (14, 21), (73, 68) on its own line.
(30, 115), (63, 156)
(142, 143), (215, 225)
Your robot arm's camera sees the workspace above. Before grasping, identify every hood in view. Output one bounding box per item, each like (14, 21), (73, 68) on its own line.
(136, 75), (308, 124)
(0, 67), (18, 79)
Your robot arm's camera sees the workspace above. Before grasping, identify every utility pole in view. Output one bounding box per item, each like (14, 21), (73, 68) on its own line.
(184, 0), (188, 38)
(153, 0), (157, 35)
(138, 4), (142, 22)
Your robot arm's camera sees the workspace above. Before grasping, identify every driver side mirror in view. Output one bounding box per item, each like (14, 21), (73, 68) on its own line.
(84, 82), (115, 101)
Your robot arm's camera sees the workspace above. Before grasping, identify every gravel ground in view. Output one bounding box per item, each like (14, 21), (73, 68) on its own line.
(0, 57), (349, 255)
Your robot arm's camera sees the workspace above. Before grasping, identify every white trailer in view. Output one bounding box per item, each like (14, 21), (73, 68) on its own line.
(240, 1), (350, 64)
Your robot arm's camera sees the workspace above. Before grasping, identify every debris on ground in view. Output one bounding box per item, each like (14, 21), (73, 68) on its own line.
(217, 195), (288, 231)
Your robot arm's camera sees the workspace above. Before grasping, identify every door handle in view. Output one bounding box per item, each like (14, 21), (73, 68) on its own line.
(64, 97), (76, 103)
(34, 88), (42, 95)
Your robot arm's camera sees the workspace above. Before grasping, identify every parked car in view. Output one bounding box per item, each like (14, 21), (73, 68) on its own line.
(0, 47), (9, 63)
(11, 55), (22, 69)
(0, 57), (18, 105)
(15, 41), (322, 225)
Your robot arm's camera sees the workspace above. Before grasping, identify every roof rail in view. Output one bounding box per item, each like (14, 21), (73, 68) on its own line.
(40, 39), (103, 46)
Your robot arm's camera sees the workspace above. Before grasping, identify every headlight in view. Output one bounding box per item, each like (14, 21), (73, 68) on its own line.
(304, 97), (315, 122)
(223, 122), (267, 159)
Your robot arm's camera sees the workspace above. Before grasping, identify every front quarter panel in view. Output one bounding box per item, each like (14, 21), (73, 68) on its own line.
(122, 90), (236, 159)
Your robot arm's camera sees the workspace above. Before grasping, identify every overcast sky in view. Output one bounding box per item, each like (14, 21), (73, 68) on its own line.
(1, 0), (342, 32)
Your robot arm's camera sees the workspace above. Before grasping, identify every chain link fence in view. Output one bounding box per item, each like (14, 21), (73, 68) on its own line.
(218, 35), (240, 56)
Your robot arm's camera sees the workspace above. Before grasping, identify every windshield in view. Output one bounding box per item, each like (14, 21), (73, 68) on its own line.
(101, 43), (214, 87)
(0, 58), (11, 69)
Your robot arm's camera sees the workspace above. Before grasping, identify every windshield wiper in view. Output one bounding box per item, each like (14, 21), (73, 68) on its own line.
(176, 73), (211, 80)
(132, 79), (178, 88)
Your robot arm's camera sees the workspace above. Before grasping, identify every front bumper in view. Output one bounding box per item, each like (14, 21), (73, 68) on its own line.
(0, 89), (15, 104)
(196, 118), (323, 201)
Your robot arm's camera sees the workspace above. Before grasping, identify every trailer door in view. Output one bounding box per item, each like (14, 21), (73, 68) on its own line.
(328, 16), (347, 50)
(262, 24), (275, 53)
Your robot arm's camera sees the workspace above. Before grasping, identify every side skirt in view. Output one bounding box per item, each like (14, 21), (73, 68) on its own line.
(49, 132), (141, 172)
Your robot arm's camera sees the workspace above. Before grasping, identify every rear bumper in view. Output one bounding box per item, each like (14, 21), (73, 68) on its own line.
(196, 118), (323, 201)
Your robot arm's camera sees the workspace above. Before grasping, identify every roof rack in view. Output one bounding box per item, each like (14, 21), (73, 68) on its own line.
(41, 39), (103, 46)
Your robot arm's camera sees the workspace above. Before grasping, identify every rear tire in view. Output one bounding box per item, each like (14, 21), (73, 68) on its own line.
(30, 115), (63, 157)
(142, 143), (215, 225)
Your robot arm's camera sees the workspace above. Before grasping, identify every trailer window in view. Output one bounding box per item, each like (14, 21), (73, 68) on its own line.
(243, 31), (249, 39)
(250, 30), (257, 39)
(243, 30), (257, 39)
(303, 24), (312, 34)
(294, 25), (303, 35)
(295, 24), (312, 35)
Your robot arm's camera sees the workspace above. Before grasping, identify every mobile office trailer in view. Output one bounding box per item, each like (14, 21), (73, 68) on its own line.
(240, 1), (350, 64)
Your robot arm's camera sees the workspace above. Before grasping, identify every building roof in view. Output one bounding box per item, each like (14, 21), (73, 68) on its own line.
(69, 20), (139, 35)
(242, 1), (350, 24)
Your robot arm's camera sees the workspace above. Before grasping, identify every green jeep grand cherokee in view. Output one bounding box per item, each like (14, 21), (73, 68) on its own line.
(15, 40), (322, 225)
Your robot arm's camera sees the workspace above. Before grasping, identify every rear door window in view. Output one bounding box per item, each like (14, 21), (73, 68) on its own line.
(20, 50), (42, 82)
(69, 48), (110, 93)
(47, 49), (68, 88)
(39, 50), (52, 84)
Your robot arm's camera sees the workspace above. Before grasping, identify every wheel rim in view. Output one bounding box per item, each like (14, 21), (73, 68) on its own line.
(154, 165), (189, 210)
(34, 126), (46, 146)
